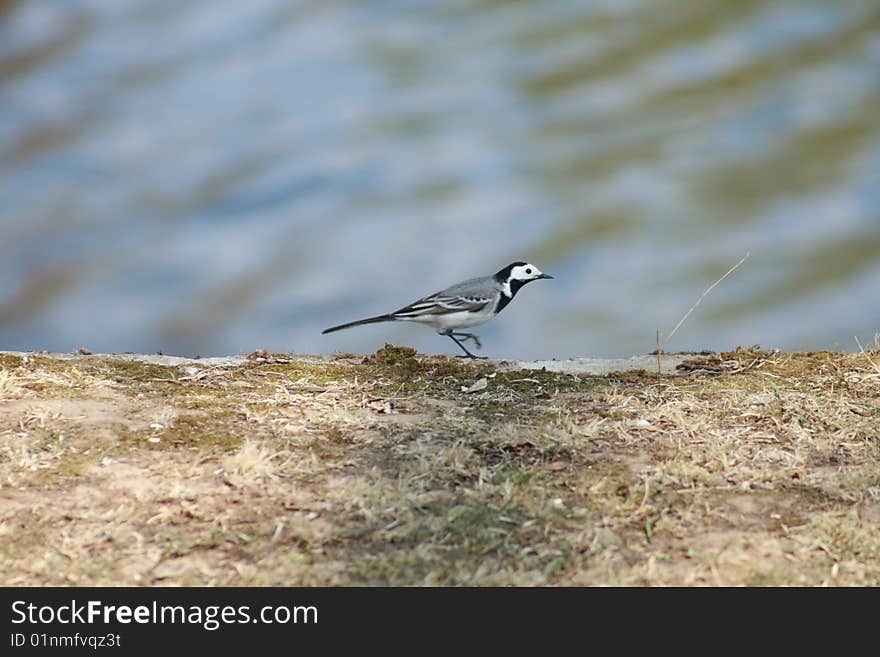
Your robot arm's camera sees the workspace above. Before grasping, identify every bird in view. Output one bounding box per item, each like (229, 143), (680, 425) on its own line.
(321, 262), (553, 359)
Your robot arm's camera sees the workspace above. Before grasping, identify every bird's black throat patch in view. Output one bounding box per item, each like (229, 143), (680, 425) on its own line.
(493, 262), (532, 314)
(494, 277), (527, 314)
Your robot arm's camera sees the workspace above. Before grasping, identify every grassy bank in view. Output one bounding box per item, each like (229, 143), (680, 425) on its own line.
(1, 346), (879, 585)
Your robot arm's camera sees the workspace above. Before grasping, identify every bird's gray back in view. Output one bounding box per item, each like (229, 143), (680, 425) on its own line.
(437, 275), (500, 298)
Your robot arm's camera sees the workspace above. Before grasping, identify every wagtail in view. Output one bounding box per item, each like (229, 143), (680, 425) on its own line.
(322, 262), (553, 359)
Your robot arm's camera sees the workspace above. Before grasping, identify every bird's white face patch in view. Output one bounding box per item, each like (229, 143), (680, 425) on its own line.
(509, 263), (545, 282)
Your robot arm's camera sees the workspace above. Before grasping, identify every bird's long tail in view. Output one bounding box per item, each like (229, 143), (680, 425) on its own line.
(321, 314), (396, 334)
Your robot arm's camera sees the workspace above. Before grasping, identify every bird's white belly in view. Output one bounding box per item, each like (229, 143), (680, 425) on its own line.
(405, 309), (494, 331)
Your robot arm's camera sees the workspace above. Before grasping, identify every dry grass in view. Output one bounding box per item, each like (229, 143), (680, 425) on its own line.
(0, 346), (878, 586)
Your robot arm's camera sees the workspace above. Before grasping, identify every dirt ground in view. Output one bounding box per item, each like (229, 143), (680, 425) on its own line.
(1, 346), (878, 586)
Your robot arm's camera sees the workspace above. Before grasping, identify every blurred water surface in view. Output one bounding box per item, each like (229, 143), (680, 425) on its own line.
(1, 0), (879, 359)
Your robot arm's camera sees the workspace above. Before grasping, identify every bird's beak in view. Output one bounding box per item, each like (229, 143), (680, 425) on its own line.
(537, 273), (554, 280)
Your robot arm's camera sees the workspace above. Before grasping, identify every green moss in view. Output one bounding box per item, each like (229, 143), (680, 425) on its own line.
(370, 343), (419, 366)
(244, 360), (353, 386)
(361, 345), (498, 381)
(488, 369), (591, 393)
(346, 550), (442, 586)
(115, 412), (245, 452)
(490, 463), (536, 486)
(605, 368), (659, 383)
(0, 353), (24, 368)
(93, 360), (181, 383)
(39, 450), (95, 483)
(13, 355), (59, 369)
(167, 414), (245, 450)
(743, 568), (812, 587)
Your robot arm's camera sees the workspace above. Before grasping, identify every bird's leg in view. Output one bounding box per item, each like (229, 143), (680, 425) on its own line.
(451, 332), (482, 349)
(444, 331), (488, 360)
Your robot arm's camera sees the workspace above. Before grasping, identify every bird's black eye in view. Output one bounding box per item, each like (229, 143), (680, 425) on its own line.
(525, 268), (532, 275)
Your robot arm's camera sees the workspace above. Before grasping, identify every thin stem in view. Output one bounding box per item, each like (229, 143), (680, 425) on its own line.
(664, 252), (750, 344)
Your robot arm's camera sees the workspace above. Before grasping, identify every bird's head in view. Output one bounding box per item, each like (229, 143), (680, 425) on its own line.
(495, 262), (554, 296)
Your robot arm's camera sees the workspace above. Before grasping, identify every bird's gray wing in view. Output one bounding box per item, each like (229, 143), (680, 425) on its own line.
(389, 275), (498, 318)
(390, 294), (493, 318)
(389, 292), (492, 319)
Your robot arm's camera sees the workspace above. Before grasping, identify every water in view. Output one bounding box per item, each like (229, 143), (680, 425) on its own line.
(1, 0), (878, 360)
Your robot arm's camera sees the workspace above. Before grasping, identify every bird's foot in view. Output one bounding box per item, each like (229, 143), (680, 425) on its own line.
(452, 332), (482, 349)
(445, 332), (487, 359)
